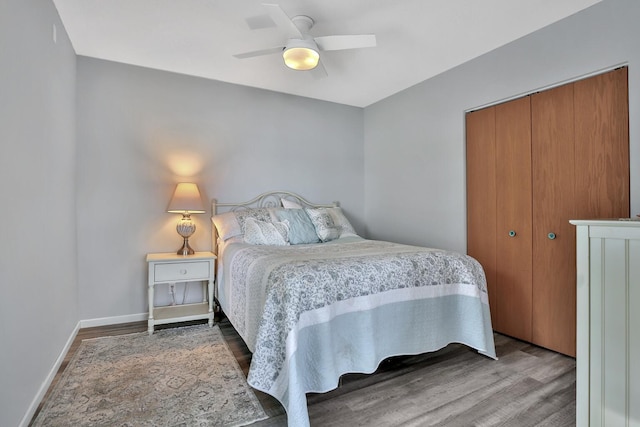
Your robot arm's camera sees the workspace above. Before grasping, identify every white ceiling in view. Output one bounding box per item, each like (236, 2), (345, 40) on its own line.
(52, 0), (600, 107)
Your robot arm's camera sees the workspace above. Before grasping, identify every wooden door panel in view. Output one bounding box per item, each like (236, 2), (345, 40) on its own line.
(465, 68), (629, 357)
(574, 67), (630, 219)
(466, 107), (498, 327)
(531, 83), (577, 356)
(495, 96), (532, 341)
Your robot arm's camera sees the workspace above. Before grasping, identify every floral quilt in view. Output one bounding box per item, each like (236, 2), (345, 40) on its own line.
(221, 237), (496, 426)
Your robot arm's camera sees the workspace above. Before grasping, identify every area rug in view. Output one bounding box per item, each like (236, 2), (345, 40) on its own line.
(32, 325), (267, 427)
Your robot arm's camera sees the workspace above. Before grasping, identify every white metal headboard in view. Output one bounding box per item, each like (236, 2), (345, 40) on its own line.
(211, 190), (339, 255)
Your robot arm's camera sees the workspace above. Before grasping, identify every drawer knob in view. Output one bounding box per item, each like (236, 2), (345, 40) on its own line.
(508, 230), (516, 237)
(548, 232), (556, 240)
(180, 269), (187, 275)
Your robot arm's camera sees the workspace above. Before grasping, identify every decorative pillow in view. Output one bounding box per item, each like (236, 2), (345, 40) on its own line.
(305, 208), (340, 242)
(234, 208), (272, 233)
(281, 198), (303, 209)
(327, 207), (358, 237)
(275, 209), (320, 244)
(212, 208), (274, 241)
(243, 217), (290, 246)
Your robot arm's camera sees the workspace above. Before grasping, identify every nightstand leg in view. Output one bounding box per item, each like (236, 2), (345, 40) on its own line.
(148, 282), (155, 335)
(208, 278), (214, 327)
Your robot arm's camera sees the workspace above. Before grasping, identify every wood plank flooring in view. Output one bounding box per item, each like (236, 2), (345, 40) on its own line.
(31, 318), (576, 426)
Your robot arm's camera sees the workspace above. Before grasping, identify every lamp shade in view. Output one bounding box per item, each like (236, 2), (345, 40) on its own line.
(167, 183), (205, 214)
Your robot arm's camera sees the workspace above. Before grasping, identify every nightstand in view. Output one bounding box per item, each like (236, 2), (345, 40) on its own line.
(146, 251), (216, 335)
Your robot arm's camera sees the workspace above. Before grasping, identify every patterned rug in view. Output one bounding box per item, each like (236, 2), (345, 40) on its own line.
(32, 325), (267, 427)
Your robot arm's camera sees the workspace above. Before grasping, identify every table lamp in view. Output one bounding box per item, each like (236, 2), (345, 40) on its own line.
(167, 182), (205, 255)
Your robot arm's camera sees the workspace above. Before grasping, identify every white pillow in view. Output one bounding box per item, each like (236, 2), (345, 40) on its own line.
(327, 207), (358, 237)
(305, 208), (340, 242)
(243, 217), (290, 246)
(281, 198), (303, 209)
(211, 212), (241, 241)
(211, 208), (272, 241)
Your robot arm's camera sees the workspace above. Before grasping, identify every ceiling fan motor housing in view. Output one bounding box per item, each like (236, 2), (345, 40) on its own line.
(291, 15), (314, 33)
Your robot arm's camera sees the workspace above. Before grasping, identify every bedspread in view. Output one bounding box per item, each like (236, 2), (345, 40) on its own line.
(221, 237), (496, 426)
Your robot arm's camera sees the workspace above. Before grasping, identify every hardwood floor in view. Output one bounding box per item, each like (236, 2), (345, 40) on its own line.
(32, 318), (576, 426)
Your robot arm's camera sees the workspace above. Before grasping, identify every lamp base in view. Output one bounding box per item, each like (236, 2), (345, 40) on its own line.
(175, 213), (196, 255)
(177, 237), (195, 256)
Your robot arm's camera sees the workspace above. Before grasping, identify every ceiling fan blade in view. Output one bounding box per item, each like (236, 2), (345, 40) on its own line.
(233, 46), (284, 59)
(310, 59), (328, 80)
(262, 3), (303, 39)
(314, 34), (377, 51)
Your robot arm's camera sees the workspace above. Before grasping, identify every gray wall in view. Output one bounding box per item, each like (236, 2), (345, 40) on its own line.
(75, 58), (365, 320)
(365, 0), (640, 253)
(0, 1), (78, 426)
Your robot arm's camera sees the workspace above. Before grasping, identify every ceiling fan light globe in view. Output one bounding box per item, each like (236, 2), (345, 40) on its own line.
(283, 47), (319, 70)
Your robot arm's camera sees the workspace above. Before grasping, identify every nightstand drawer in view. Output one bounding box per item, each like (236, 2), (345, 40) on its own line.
(154, 261), (210, 282)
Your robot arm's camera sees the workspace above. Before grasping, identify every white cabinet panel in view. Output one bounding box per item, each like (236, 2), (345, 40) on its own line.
(571, 220), (640, 427)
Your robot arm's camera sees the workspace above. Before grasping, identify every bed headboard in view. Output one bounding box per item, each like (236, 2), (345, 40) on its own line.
(211, 190), (339, 255)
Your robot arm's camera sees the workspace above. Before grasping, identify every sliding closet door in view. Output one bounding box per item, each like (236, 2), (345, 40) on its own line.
(466, 67), (629, 356)
(495, 96), (532, 341)
(466, 107), (497, 326)
(531, 83), (576, 357)
(574, 67), (629, 219)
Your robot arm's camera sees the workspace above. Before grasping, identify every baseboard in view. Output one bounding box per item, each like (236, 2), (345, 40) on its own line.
(19, 320), (81, 427)
(79, 312), (148, 328)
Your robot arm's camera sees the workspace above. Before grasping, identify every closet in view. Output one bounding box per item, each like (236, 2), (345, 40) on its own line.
(466, 67), (629, 357)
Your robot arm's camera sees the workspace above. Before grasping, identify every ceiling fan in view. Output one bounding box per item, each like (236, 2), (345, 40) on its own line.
(233, 3), (377, 78)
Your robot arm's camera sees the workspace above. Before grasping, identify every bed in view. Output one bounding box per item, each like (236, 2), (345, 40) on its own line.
(211, 191), (496, 427)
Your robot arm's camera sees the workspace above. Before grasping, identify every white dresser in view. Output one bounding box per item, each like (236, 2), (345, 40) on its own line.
(570, 219), (640, 427)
